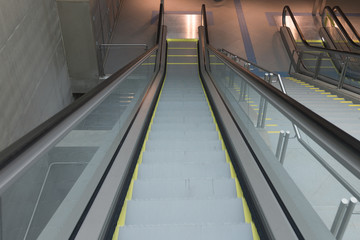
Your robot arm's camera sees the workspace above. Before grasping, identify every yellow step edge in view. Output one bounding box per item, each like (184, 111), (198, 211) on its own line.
(229, 162), (236, 179)
(349, 104), (360, 107)
(326, 95), (338, 97)
(167, 38), (198, 42)
(225, 150), (231, 163)
(116, 200), (128, 227)
(266, 124), (278, 127)
(133, 164), (139, 180)
(268, 131), (281, 134)
(295, 39), (323, 43)
(341, 101), (352, 103)
(315, 90), (325, 92)
(321, 92), (331, 94)
(126, 179), (135, 200)
(235, 178), (244, 198)
(251, 222), (261, 240)
(168, 55), (197, 57)
(333, 98), (344, 100)
(112, 226), (120, 240)
(242, 198), (252, 223)
(167, 63), (198, 65)
(168, 47), (197, 49)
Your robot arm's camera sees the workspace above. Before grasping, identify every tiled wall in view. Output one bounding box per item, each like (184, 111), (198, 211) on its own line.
(0, 0), (73, 151)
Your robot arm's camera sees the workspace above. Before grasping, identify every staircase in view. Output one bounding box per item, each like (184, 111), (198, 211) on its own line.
(112, 39), (258, 240)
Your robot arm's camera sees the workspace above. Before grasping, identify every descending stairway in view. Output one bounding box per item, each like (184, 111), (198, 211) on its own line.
(112, 39), (259, 239)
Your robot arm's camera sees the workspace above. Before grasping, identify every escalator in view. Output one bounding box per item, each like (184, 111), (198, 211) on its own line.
(322, 6), (360, 54)
(112, 38), (257, 240)
(1, 4), (360, 240)
(320, 6), (360, 80)
(281, 5), (360, 92)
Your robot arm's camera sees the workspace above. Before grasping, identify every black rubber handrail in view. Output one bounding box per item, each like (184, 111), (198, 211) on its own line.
(282, 5), (360, 58)
(0, 45), (159, 170)
(201, 4), (209, 44)
(156, 3), (164, 44)
(323, 6), (360, 51)
(332, 6), (360, 46)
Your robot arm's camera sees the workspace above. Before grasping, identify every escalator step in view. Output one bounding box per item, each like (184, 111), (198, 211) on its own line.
(117, 223), (253, 240)
(148, 130), (218, 141)
(125, 198), (245, 225)
(141, 150), (226, 164)
(150, 122), (216, 131)
(137, 162), (231, 179)
(145, 139), (222, 151)
(132, 178), (237, 199)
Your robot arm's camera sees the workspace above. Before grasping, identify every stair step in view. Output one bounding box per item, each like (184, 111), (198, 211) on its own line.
(141, 150), (227, 164)
(157, 101), (208, 108)
(154, 109), (211, 117)
(117, 223), (253, 240)
(148, 130), (219, 141)
(137, 162), (231, 179)
(153, 115), (213, 124)
(125, 198), (245, 225)
(150, 122), (215, 131)
(132, 178), (237, 199)
(145, 139), (222, 151)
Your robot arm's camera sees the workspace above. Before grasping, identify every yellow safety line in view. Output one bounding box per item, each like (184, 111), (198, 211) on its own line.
(268, 131), (281, 134)
(167, 62), (198, 65)
(168, 47), (197, 49)
(295, 39), (323, 43)
(168, 55), (197, 57)
(303, 58), (331, 61)
(167, 38), (198, 42)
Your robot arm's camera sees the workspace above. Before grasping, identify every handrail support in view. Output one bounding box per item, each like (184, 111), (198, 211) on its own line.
(338, 57), (349, 89)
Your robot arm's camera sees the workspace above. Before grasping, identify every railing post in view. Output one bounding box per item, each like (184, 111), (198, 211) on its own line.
(331, 198), (349, 236)
(279, 131), (290, 165)
(269, 73), (274, 83)
(276, 131), (286, 159)
(296, 51), (303, 73)
(336, 197), (358, 240)
(256, 98), (265, 128)
(338, 57), (349, 89)
(97, 43), (105, 77)
(260, 101), (268, 128)
(314, 52), (323, 79)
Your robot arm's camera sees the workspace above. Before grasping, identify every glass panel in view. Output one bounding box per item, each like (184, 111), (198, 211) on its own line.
(0, 49), (158, 240)
(318, 52), (342, 82)
(209, 50), (360, 238)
